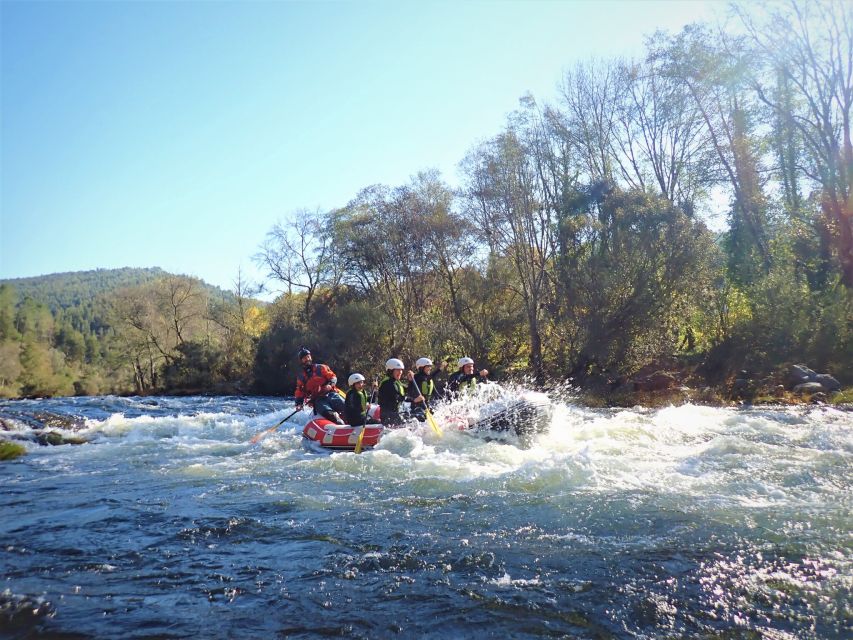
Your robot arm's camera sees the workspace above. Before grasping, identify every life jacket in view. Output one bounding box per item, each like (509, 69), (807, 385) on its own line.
(296, 363), (337, 402)
(379, 375), (406, 409)
(351, 387), (368, 414)
(414, 372), (435, 400)
(450, 371), (477, 394)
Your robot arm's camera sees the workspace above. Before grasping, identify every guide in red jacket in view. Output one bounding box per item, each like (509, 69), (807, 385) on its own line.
(294, 347), (346, 423)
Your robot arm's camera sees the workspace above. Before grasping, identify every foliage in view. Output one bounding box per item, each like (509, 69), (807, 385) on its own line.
(3, 2), (851, 399)
(0, 269), (265, 398)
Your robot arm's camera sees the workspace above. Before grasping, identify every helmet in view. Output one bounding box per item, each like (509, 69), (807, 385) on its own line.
(385, 358), (404, 370)
(348, 373), (365, 386)
(458, 357), (474, 367)
(297, 347), (311, 359)
(415, 357), (433, 368)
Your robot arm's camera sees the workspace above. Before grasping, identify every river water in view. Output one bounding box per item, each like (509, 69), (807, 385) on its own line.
(0, 391), (850, 639)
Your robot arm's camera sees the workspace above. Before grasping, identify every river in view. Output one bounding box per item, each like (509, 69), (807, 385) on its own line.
(0, 391), (850, 639)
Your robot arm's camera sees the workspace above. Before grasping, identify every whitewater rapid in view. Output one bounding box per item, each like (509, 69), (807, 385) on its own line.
(0, 392), (850, 638)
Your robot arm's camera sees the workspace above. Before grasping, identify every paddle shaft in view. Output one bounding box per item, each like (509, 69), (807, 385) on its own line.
(250, 406), (302, 444)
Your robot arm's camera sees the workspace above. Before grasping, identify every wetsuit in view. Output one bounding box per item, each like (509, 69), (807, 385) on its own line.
(378, 375), (406, 426)
(344, 387), (370, 427)
(446, 370), (486, 396)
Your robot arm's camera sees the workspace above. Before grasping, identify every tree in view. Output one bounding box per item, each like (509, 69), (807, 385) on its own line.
(738, 0), (853, 286)
(256, 209), (340, 324)
(0, 341), (22, 397)
(557, 185), (717, 377)
(208, 269), (267, 385)
(461, 117), (558, 382)
(616, 44), (712, 208)
(0, 285), (19, 341)
(109, 276), (211, 392)
(329, 177), (448, 355)
(662, 24), (773, 284)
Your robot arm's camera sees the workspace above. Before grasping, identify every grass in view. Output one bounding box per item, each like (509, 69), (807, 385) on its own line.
(0, 441), (27, 461)
(831, 388), (853, 404)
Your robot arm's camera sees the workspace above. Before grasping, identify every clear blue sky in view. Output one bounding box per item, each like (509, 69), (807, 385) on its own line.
(1, 0), (723, 297)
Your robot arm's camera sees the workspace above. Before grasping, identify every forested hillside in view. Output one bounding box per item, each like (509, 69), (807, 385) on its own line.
(0, 269), (263, 398)
(3, 268), (171, 312)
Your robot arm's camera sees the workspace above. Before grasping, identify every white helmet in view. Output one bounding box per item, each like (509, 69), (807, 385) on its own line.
(348, 373), (365, 386)
(415, 357), (433, 368)
(458, 357), (474, 367)
(385, 358), (404, 370)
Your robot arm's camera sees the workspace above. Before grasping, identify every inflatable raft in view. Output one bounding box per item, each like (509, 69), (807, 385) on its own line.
(446, 390), (554, 448)
(302, 405), (383, 452)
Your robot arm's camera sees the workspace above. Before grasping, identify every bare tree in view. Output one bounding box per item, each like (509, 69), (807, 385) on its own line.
(614, 46), (712, 208)
(460, 109), (558, 382)
(737, 0), (853, 286)
(256, 209), (339, 323)
(556, 61), (621, 184)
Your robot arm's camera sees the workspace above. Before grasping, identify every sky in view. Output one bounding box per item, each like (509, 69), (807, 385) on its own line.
(1, 0), (726, 298)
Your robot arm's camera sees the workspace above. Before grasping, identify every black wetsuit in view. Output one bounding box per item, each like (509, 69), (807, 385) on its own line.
(446, 370), (486, 395)
(378, 375), (406, 426)
(344, 387), (369, 426)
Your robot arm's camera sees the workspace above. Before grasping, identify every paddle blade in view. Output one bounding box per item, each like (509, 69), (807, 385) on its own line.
(249, 426), (276, 445)
(425, 409), (442, 437)
(354, 426), (366, 454)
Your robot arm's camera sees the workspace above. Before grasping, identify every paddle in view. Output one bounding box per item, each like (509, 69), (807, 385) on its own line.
(354, 419), (367, 454)
(354, 383), (378, 455)
(249, 406), (302, 444)
(410, 371), (442, 437)
(423, 399), (443, 437)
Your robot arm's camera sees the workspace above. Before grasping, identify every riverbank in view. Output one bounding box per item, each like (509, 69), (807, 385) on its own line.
(578, 385), (853, 409)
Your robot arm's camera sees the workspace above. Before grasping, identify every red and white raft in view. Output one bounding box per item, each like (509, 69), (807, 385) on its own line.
(301, 406), (384, 452)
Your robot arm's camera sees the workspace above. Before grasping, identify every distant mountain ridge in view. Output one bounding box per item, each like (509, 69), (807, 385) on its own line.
(0, 267), (234, 311)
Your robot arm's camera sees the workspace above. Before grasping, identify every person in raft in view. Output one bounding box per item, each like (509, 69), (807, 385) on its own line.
(378, 358), (423, 427)
(294, 347), (346, 424)
(445, 356), (489, 396)
(344, 373), (378, 427)
(408, 357), (447, 421)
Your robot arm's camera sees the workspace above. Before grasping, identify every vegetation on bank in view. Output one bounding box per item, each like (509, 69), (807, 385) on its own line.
(0, 2), (850, 404)
(0, 442), (26, 460)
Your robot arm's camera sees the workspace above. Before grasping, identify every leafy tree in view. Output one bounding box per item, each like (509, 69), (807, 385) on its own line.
(0, 285), (20, 341)
(557, 185), (718, 377)
(0, 341), (22, 397)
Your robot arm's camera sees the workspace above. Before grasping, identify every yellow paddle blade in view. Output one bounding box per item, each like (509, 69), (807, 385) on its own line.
(425, 408), (442, 437)
(354, 425), (366, 454)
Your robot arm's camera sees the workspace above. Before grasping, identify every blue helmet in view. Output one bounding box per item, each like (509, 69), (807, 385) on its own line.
(297, 347), (311, 359)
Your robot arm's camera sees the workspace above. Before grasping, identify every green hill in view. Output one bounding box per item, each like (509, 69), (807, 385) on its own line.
(0, 268), (255, 398)
(0, 267), (233, 312)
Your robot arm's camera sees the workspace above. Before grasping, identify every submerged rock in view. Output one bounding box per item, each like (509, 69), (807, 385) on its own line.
(793, 382), (825, 395)
(0, 410), (89, 445)
(31, 411), (86, 431)
(34, 431), (88, 446)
